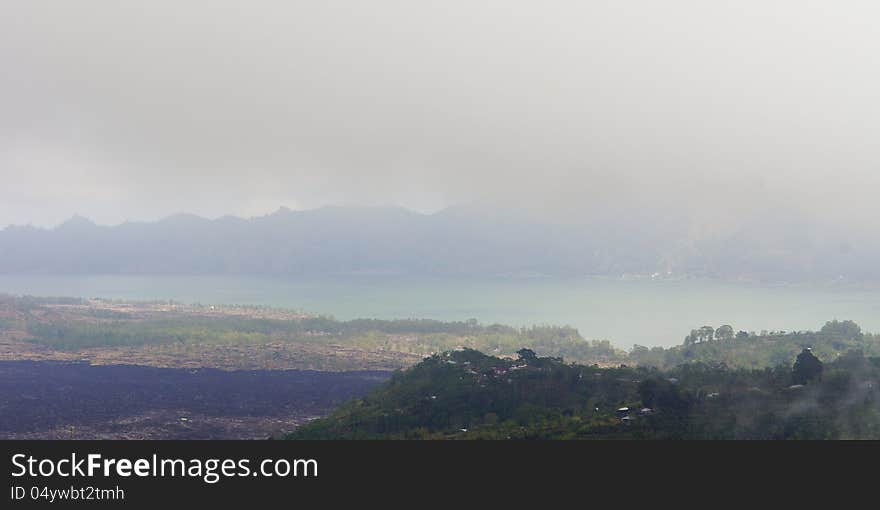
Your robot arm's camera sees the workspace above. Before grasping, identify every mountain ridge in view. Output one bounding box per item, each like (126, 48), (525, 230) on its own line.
(1, 205), (878, 282)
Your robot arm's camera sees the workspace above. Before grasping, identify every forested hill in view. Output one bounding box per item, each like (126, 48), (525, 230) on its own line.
(3, 204), (880, 281)
(630, 320), (879, 369)
(287, 347), (880, 440)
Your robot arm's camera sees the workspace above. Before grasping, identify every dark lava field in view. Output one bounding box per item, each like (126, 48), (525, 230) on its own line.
(0, 361), (389, 439)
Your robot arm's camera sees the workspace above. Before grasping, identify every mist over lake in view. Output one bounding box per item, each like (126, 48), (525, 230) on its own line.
(2, 274), (877, 348)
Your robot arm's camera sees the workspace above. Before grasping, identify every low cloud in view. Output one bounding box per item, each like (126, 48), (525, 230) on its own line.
(2, 2), (880, 229)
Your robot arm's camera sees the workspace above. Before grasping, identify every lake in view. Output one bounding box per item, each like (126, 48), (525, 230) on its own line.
(1, 274), (878, 348)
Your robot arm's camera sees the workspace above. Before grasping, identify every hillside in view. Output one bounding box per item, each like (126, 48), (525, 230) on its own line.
(288, 347), (880, 439)
(3, 204), (880, 282)
(630, 320), (880, 369)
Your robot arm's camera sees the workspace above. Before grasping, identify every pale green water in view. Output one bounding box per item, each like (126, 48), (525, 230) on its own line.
(1, 274), (878, 348)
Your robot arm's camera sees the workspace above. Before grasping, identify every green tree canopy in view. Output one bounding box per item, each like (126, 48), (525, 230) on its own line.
(792, 348), (824, 385)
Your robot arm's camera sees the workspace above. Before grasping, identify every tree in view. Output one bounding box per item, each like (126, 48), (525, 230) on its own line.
(792, 348), (823, 385)
(699, 326), (715, 343)
(516, 348), (537, 362)
(820, 320), (863, 341)
(836, 349), (867, 369)
(716, 325), (734, 341)
(638, 378), (689, 413)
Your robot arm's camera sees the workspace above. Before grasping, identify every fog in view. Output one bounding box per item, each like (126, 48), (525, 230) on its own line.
(2, 1), (880, 229)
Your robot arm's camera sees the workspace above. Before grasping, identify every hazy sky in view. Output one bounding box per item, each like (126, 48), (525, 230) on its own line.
(2, 1), (880, 227)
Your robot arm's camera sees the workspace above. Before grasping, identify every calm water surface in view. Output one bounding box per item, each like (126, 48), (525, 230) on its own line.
(1, 274), (877, 348)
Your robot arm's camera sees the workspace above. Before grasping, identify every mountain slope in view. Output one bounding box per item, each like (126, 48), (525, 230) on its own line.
(2, 205), (879, 281)
(287, 348), (880, 439)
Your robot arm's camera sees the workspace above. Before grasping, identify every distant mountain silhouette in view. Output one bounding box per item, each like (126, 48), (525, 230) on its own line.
(1, 205), (877, 282)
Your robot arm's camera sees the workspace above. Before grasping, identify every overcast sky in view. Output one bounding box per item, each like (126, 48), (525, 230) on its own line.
(2, 1), (879, 228)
